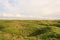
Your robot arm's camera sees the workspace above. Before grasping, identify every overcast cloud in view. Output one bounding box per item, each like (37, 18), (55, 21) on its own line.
(0, 0), (60, 19)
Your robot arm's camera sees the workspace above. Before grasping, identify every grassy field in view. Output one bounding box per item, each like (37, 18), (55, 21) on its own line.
(0, 20), (60, 40)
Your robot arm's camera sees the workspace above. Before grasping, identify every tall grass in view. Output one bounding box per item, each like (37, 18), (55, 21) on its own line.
(0, 20), (60, 40)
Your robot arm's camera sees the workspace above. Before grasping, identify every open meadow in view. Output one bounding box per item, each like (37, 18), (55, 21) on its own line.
(0, 20), (60, 40)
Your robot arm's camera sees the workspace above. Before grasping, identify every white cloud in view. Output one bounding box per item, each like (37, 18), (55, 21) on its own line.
(0, 0), (60, 19)
(2, 13), (23, 17)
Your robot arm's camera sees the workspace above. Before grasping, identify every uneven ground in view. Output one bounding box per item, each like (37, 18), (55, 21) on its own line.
(0, 20), (60, 40)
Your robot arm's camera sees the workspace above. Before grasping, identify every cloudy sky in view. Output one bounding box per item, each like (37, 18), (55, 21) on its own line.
(0, 0), (60, 19)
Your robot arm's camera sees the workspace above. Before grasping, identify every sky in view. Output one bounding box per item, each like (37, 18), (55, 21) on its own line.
(0, 0), (60, 19)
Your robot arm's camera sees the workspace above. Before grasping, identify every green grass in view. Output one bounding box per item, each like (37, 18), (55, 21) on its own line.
(0, 20), (60, 40)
